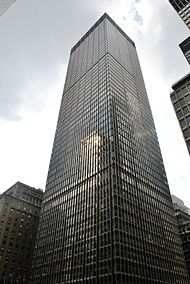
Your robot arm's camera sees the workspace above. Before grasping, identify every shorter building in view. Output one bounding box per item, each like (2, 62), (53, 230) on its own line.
(169, 0), (190, 29)
(172, 195), (190, 278)
(172, 195), (190, 214)
(0, 182), (43, 284)
(180, 36), (190, 65)
(170, 73), (190, 154)
(0, 0), (16, 17)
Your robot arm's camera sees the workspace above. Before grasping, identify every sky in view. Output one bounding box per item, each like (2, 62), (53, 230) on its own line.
(0, 0), (190, 205)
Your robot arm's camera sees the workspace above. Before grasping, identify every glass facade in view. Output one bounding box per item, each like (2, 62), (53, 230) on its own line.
(169, 0), (190, 29)
(179, 36), (190, 65)
(30, 13), (189, 283)
(171, 73), (190, 155)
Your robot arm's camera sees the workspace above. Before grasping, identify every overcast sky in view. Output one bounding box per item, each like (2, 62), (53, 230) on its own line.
(0, 0), (190, 205)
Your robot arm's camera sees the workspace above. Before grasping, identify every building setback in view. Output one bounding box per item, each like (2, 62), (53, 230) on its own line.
(30, 13), (189, 283)
(170, 73), (190, 155)
(0, 182), (43, 284)
(0, 0), (16, 17)
(179, 36), (190, 65)
(172, 195), (190, 278)
(169, 0), (190, 29)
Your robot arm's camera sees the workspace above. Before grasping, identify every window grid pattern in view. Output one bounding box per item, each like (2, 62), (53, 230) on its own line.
(171, 75), (190, 154)
(179, 36), (190, 65)
(169, 0), (190, 29)
(173, 206), (190, 279)
(30, 14), (189, 284)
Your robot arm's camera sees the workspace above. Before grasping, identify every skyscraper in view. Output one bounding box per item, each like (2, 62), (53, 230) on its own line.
(169, 0), (190, 29)
(0, 0), (16, 17)
(179, 36), (190, 65)
(30, 13), (189, 283)
(170, 73), (190, 155)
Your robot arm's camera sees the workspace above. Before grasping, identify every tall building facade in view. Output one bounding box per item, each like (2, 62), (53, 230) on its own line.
(0, 182), (43, 284)
(0, 0), (16, 17)
(170, 73), (190, 155)
(172, 195), (190, 278)
(169, 0), (190, 29)
(30, 13), (189, 283)
(179, 36), (190, 65)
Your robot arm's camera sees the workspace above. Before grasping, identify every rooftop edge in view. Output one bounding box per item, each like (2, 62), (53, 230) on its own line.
(171, 72), (190, 90)
(71, 13), (135, 54)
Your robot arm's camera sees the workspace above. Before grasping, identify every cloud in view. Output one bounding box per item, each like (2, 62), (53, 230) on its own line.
(0, 0), (102, 190)
(133, 10), (143, 25)
(0, 0), (98, 121)
(0, 63), (66, 191)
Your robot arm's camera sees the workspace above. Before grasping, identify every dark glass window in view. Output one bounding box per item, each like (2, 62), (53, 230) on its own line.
(174, 101), (180, 110)
(177, 110), (183, 119)
(180, 119), (187, 129)
(183, 128), (190, 139)
(183, 106), (189, 115)
(185, 94), (190, 103)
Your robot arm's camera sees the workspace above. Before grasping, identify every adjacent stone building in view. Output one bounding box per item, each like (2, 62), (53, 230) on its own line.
(172, 195), (190, 278)
(0, 182), (43, 284)
(170, 73), (190, 155)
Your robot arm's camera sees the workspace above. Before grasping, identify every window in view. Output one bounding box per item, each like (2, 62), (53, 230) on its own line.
(185, 94), (190, 103)
(174, 101), (180, 110)
(187, 116), (190, 124)
(171, 93), (176, 102)
(177, 110), (183, 119)
(180, 119), (186, 129)
(183, 128), (190, 139)
(183, 106), (189, 115)
(179, 97), (186, 106)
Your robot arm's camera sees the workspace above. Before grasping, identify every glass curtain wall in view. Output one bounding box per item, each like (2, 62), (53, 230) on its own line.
(30, 14), (189, 284)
